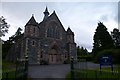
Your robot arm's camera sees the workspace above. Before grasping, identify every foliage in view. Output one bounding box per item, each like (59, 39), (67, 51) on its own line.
(94, 49), (120, 64)
(2, 60), (16, 72)
(9, 27), (23, 43)
(77, 46), (92, 61)
(64, 59), (70, 64)
(92, 22), (114, 57)
(0, 16), (10, 37)
(40, 60), (49, 65)
(77, 55), (92, 61)
(111, 28), (120, 48)
(66, 69), (120, 79)
(77, 46), (89, 56)
(2, 27), (23, 59)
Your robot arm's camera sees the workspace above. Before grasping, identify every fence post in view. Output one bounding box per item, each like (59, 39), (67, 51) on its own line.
(71, 57), (75, 80)
(95, 70), (97, 79)
(15, 58), (18, 79)
(6, 72), (8, 80)
(24, 55), (28, 79)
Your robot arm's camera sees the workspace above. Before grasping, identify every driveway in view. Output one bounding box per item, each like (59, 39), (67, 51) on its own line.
(28, 62), (100, 78)
(28, 64), (70, 78)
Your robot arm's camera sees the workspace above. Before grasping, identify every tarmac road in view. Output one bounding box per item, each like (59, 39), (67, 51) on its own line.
(28, 62), (100, 78)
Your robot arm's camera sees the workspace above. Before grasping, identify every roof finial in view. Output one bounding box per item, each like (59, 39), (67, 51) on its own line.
(68, 26), (70, 28)
(32, 14), (34, 16)
(44, 6), (49, 15)
(45, 6), (48, 12)
(43, 6), (49, 20)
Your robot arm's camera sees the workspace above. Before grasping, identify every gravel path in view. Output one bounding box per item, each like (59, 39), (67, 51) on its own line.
(28, 64), (70, 78)
(28, 62), (100, 78)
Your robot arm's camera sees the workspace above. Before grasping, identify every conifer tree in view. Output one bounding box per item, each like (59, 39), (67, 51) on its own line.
(92, 22), (114, 56)
(0, 16), (9, 37)
(111, 28), (120, 48)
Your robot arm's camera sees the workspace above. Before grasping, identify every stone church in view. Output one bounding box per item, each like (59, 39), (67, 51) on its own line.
(7, 7), (77, 64)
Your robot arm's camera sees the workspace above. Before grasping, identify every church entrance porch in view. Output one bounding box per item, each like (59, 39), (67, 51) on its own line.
(49, 54), (62, 64)
(47, 42), (62, 64)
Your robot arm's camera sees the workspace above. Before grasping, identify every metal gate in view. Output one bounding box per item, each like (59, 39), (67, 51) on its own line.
(70, 57), (120, 80)
(70, 57), (87, 80)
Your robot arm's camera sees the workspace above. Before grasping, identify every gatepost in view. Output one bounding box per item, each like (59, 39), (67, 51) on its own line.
(71, 57), (75, 80)
(24, 55), (28, 79)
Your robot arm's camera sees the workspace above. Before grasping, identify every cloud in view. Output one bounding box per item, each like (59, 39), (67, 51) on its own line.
(118, 1), (120, 30)
(100, 14), (109, 22)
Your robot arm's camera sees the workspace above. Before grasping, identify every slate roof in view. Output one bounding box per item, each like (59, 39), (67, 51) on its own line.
(25, 15), (38, 26)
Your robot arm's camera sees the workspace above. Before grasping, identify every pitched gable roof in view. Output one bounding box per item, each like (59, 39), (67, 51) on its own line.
(39, 10), (66, 32)
(25, 15), (38, 26)
(67, 27), (74, 35)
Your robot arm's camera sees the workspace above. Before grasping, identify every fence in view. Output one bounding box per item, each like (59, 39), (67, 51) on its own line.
(70, 58), (120, 80)
(2, 56), (28, 80)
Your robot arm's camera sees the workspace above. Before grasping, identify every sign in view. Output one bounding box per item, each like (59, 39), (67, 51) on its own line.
(100, 56), (112, 66)
(100, 55), (113, 73)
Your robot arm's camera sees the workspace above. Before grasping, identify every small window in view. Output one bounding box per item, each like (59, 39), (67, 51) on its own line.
(32, 41), (35, 45)
(33, 27), (35, 33)
(65, 55), (66, 58)
(41, 54), (43, 58)
(51, 55), (53, 61)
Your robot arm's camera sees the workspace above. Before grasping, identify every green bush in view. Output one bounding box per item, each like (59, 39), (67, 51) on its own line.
(40, 60), (48, 65)
(94, 49), (120, 64)
(63, 59), (70, 64)
(77, 55), (92, 61)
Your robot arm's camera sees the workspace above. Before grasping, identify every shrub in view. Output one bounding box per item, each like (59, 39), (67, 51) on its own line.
(94, 49), (120, 64)
(77, 55), (92, 61)
(40, 60), (49, 65)
(63, 59), (70, 64)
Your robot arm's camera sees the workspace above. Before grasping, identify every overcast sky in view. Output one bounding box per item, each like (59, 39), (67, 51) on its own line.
(0, 1), (119, 52)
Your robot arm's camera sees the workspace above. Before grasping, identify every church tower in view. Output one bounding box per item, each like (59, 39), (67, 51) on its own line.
(67, 27), (74, 43)
(6, 7), (77, 64)
(67, 27), (77, 59)
(24, 14), (39, 37)
(43, 7), (49, 20)
(24, 15), (40, 64)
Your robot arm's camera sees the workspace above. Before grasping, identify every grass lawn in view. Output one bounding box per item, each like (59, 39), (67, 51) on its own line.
(2, 60), (28, 79)
(2, 60), (16, 72)
(66, 66), (120, 80)
(2, 60), (16, 78)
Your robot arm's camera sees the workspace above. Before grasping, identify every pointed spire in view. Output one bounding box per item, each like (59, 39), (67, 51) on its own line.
(32, 14), (34, 16)
(44, 7), (49, 14)
(25, 14), (37, 26)
(67, 27), (72, 32)
(52, 10), (57, 15)
(67, 27), (74, 35)
(43, 6), (49, 20)
(53, 10), (56, 13)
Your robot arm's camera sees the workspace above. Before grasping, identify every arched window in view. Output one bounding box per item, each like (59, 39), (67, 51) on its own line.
(32, 40), (35, 46)
(47, 22), (60, 39)
(33, 27), (35, 33)
(47, 28), (51, 37)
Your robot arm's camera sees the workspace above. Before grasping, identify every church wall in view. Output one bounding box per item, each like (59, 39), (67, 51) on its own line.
(68, 43), (77, 59)
(6, 8), (77, 65)
(23, 8), (77, 64)
(26, 38), (40, 64)
(24, 25), (39, 38)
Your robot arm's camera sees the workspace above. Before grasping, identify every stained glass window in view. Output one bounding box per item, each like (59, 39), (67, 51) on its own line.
(47, 22), (60, 39)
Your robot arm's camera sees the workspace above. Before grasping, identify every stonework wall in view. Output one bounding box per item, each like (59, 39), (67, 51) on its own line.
(7, 8), (77, 64)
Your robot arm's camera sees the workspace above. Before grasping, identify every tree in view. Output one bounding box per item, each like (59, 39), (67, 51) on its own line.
(0, 16), (10, 37)
(111, 28), (120, 48)
(77, 46), (88, 56)
(92, 22), (114, 56)
(77, 46), (81, 56)
(10, 27), (23, 43)
(2, 27), (23, 59)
